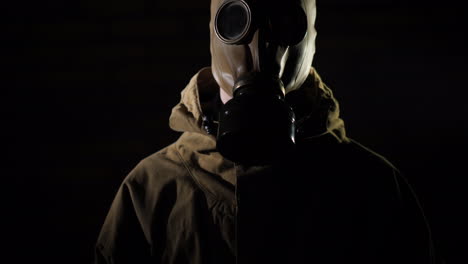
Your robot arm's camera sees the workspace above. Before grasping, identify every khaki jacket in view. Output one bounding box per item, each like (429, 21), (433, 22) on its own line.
(95, 68), (434, 264)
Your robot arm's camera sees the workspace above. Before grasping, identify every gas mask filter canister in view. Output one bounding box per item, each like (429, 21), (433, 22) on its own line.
(216, 72), (296, 165)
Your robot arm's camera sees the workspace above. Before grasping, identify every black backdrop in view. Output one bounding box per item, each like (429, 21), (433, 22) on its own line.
(4, 0), (467, 263)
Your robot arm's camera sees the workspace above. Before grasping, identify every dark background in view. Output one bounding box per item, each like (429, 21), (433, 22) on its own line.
(5, 0), (467, 263)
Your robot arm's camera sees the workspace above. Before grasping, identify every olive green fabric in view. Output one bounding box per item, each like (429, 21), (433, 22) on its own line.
(95, 68), (434, 264)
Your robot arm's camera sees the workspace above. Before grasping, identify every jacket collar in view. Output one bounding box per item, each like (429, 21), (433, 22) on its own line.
(168, 67), (348, 189)
(169, 67), (348, 143)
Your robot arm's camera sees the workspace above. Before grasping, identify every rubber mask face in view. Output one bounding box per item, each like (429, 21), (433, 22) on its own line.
(210, 0), (317, 98)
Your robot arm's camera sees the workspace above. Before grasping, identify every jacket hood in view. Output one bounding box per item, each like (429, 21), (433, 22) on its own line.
(169, 67), (348, 143)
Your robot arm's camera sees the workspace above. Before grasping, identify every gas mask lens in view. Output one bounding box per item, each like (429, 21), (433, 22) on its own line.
(215, 0), (252, 44)
(215, 1), (307, 46)
(270, 6), (308, 46)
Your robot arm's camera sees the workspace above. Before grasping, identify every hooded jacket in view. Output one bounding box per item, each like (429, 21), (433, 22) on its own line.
(95, 67), (434, 264)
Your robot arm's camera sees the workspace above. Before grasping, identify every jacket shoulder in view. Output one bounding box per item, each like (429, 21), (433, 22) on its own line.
(95, 143), (202, 262)
(300, 135), (399, 177)
(124, 142), (195, 190)
(344, 139), (436, 262)
(337, 138), (402, 195)
(120, 142), (204, 222)
(345, 138), (399, 174)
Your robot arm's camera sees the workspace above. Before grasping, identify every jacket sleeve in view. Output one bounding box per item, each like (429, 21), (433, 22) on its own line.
(390, 170), (437, 264)
(361, 168), (437, 264)
(94, 178), (154, 264)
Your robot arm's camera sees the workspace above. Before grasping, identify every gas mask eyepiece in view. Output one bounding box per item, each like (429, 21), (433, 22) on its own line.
(214, 0), (308, 46)
(268, 5), (308, 46)
(214, 0), (253, 45)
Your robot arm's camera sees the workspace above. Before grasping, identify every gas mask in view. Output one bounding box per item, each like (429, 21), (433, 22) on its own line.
(210, 0), (317, 164)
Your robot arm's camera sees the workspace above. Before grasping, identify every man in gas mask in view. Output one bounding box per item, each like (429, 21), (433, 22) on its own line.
(95, 0), (436, 263)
